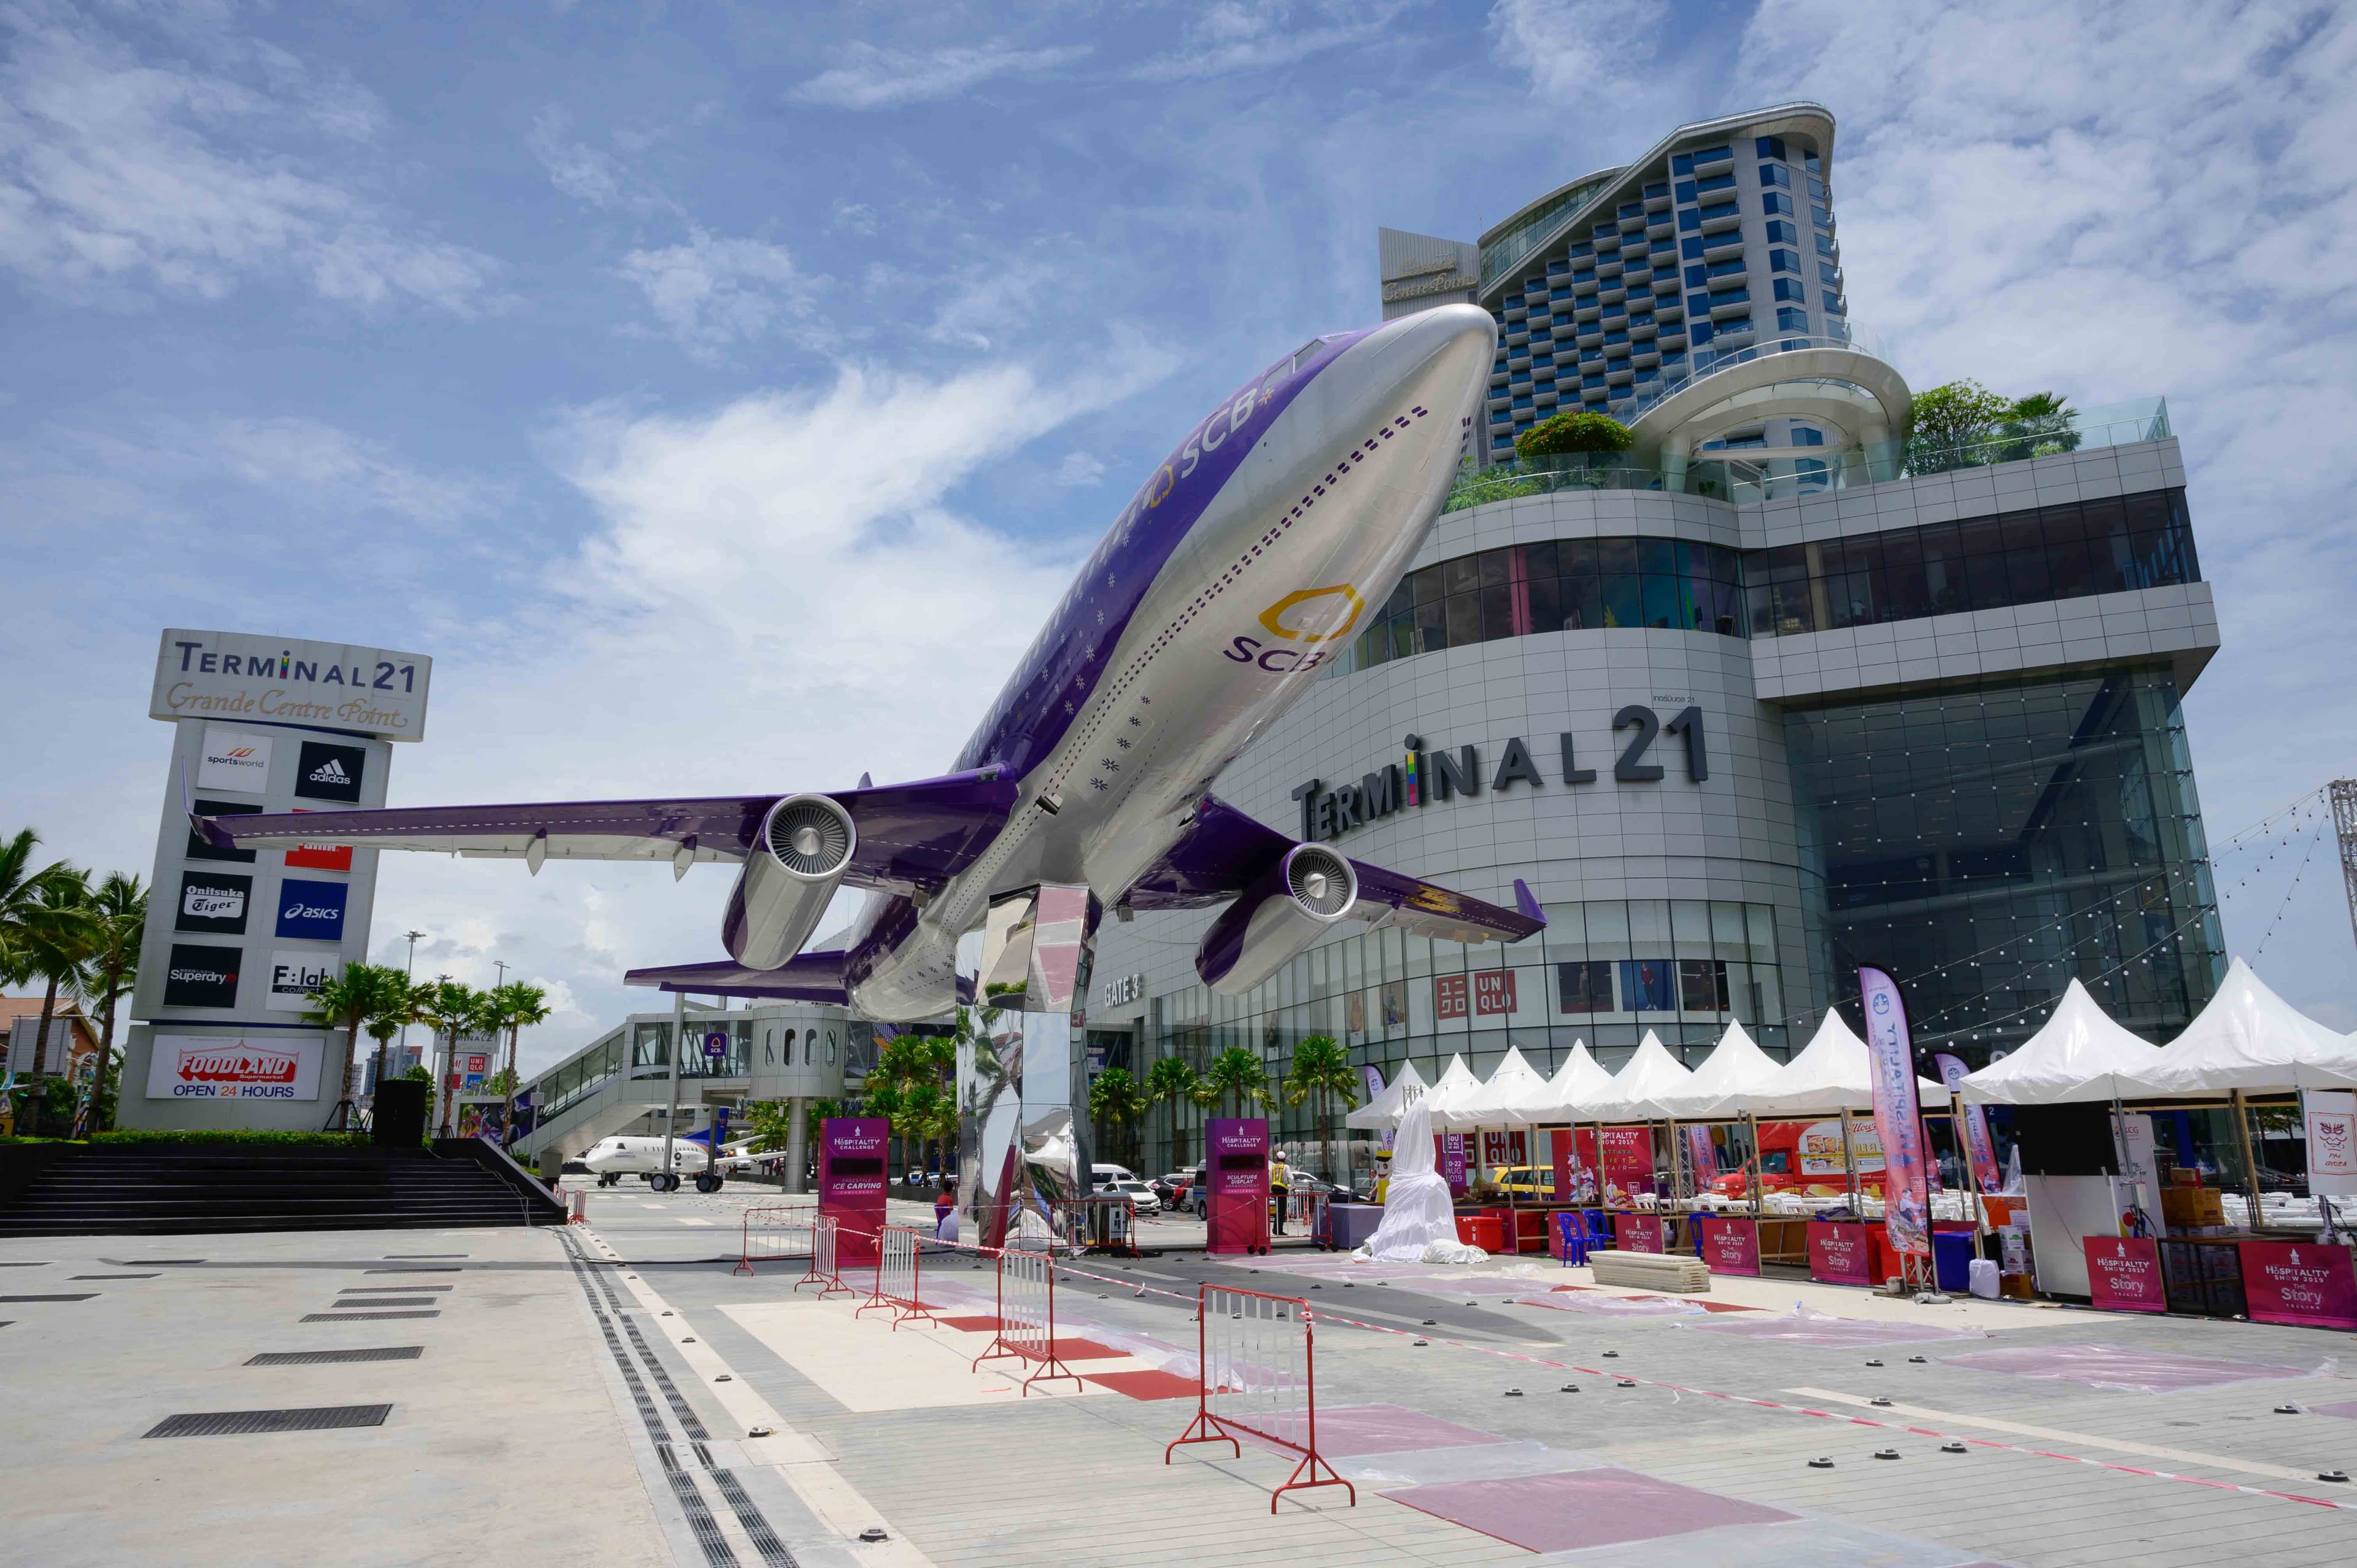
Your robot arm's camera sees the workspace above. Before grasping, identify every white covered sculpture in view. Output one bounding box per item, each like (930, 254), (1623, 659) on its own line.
(1355, 1087), (1486, 1264)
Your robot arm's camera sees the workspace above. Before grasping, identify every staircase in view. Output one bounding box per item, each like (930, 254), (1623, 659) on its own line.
(0, 1143), (566, 1238)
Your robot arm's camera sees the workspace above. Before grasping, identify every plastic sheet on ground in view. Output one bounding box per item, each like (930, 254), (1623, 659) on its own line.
(1516, 1289), (1709, 1317)
(1937, 1342), (2310, 1392)
(1683, 1300), (1986, 1346)
(1355, 1091), (1487, 1265)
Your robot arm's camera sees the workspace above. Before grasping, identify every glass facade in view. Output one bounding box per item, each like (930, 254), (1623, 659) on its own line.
(1785, 669), (2223, 1062)
(1140, 898), (1797, 1172)
(1748, 490), (2199, 637)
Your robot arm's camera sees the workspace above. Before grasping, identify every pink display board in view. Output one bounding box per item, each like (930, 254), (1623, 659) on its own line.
(1206, 1117), (1269, 1256)
(1441, 1132), (1468, 1194)
(1698, 1215), (1760, 1276)
(1808, 1219), (1875, 1286)
(2083, 1235), (2165, 1313)
(1552, 1129), (1597, 1205)
(1614, 1212), (1663, 1254)
(2238, 1240), (2357, 1330)
(819, 1116), (889, 1267)
(1600, 1127), (1653, 1203)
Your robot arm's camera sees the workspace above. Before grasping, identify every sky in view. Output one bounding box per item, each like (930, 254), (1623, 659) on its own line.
(4, 0), (2354, 1076)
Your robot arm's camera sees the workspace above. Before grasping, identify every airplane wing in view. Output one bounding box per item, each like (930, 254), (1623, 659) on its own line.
(623, 951), (852, 1003)
(188, 769), (1020, 894)
(1125, 795), (1545, 945)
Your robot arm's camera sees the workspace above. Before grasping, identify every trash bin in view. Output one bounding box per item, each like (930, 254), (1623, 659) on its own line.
(1932, 1229), (1976, 1294)
(371, 1079), (427, 1147)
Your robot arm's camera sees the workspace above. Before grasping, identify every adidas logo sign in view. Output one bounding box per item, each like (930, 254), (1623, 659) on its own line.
(309, 759), (350, 784)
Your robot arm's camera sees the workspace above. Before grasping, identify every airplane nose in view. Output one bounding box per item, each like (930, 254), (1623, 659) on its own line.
(1361, 302), (1495, 415)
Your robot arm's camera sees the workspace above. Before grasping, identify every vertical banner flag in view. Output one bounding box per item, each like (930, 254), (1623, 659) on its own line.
(1933, 1051), (2002, 1192)
(2302, 1091), (2357, 1199)
(1859, 966), (1932, 1258)
(1684, 1124), (1717, 1187)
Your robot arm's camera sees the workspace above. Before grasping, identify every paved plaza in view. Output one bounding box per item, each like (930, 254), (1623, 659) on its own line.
(4, 1181), (2353, 1567)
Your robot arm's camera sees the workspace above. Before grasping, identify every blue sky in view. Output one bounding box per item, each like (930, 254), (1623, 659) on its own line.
(6, 0), (2354, 1070)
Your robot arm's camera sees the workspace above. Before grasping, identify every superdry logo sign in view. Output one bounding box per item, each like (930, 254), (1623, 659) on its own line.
(145, 1033), (322, 1101)
(1291, 706), (1711, 841)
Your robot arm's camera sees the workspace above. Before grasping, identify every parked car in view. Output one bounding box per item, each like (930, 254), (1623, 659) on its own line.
(1150, 1172), (1190, 1208)
(1103, 1178), (1161, 1215)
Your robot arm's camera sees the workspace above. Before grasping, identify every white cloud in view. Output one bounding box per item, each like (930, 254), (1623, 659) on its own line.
(1056, 451), (1106, 485)
(0, 9), (500, 314)
(789, 41), (1093, 110)
(921, 256), (1066, 351)
(618, 229), (823, 362)
(1487, 0), (1679, 109)
(211, 417), (493, 528)
(526, 105), (627, 208)
(1134, 1), (1406, 80)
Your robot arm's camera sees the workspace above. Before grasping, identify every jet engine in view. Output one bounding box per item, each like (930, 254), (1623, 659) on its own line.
(1196, 843), (1358, 995)
(723, 794), (857, 970)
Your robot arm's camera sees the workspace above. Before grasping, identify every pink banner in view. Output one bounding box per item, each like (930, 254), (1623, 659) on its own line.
(1552, 1128), (1597, 1205)
(1441, 1133), (1468, 1193)
(1698, 1215), (1760, 1275)
(1600, 1126), (1653, 1204)
(819, 1117), (889, 1267)
(2239, 1241), (2357, 1330)
(1808, 1219), (1875, 1285)
(1933, 1051), (2002, 1192)
(2084, 1236), (2166, 1313)
(1684, 1125), (1717, 1186)
(1858, 967), (1931, 1257)
(1615, 1212), (1663, 1253)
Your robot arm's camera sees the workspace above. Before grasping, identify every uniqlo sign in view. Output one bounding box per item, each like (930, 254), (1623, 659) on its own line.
(1434, 974), (1468, 1020)
(1473, 969), (1517, 1015)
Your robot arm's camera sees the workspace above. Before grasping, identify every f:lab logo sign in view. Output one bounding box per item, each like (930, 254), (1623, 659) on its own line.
(274, 879), (348, 942)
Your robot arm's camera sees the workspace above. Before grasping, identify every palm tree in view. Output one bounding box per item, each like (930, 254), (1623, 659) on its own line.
(304, 963), (411, 1130)
(1088, 1065), (1147, 1170)
(862, 1078), (906, 1174)
(486, 981), (552, 1143)
(1143, 1055), (1199, 1170)
(5, 851), (96, 1135)
(363, 1009), (404, 1099)
(412, 978), (491, 1136)
(71, 872), (146, 1135)
(1280, 1035), (1360, 1182)
(923, 1095), (960, 1193)
(1200, 1046), (1270, 1119)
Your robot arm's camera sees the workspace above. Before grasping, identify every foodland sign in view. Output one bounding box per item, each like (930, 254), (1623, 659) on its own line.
(146, 1033), (322, 1100)
(152, 629), (433, 741)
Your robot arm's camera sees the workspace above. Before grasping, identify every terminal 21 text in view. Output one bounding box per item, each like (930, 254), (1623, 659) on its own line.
(1290, 705), (1708, 842)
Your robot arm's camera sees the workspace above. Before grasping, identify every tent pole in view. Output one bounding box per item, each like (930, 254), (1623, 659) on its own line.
(1746, 1111), (1762, 1226)
(1840, 1108), (1859, 1215)
(2229, 1089), (2263, 1237)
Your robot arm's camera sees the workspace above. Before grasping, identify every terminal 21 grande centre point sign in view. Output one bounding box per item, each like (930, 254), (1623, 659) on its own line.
(122, 630), (432, 1129)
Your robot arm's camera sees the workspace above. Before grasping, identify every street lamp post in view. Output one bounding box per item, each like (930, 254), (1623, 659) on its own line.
(660, 991), (686, 1192)
(400, 930), (425, 1078)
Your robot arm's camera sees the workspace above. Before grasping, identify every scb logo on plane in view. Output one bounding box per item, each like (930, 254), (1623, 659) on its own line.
(1225, 585), (1365, 672)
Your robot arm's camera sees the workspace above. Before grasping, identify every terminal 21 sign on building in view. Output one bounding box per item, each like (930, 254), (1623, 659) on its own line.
(1290, 705), (1709, 841)
(123, 629), (432, 1131)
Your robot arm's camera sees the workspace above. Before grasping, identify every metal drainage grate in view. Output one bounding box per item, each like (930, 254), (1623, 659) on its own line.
(325, 1296), (439, 1308)
(0, 1262), (54, 1268)
(72, 1273), (160, 1280)
(0, 1294), (97, 1303)
(364, 1267), (462, 1275)
(247, 1348), (425, 1367)
(339, 1284), (452, 1294)
(109, 1259), (206, 1265)
(382, 1254), (467, 1259)
(145, 1404), (392, 1438)
(302, 1311), (439, 1322)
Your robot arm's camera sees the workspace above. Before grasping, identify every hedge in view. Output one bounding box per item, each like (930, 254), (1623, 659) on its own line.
(90, 1129), (374, 1149)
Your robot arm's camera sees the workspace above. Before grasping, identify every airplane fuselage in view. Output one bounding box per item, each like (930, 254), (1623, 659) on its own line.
(839, 305), (1495, 1019)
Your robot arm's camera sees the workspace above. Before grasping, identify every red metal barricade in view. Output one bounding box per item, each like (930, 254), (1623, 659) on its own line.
(733, 1200), (818, 1276)
(856, 1224), (937, 1330)
(795, 1214), (854, 1299)
(1272, 1190), (1326, 1243)
(970, 1248), (1083, 1395)
(1166, 1283), (1354, 1512)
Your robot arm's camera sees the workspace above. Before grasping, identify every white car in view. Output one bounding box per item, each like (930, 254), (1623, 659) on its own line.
(1100, 1178), (1161, 1215)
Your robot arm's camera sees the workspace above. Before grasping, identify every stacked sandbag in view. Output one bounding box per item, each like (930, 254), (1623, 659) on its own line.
(1588, 1249), (1711, 1292)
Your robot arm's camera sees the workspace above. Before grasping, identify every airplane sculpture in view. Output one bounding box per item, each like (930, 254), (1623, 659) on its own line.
(194, 304), (1541, 1238)
(582, 1134), (774, 1192)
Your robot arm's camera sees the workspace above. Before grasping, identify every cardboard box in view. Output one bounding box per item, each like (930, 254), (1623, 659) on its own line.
(2161, 1186), (2224, 1228)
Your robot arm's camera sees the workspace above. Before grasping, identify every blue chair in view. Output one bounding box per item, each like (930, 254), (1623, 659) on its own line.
(1582, 1208), (1612, 1257)
(1553, 1210), (1586, 1265)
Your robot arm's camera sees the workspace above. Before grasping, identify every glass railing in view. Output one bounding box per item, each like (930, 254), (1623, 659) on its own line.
(1455, 393), (2173, 513)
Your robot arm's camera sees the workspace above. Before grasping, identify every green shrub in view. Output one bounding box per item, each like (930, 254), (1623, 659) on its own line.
(1515, 411), (1632, 460)
(90, 1129), (373, 1149)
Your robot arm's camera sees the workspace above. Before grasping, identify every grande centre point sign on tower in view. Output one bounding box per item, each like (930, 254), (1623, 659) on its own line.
(121, 629), (432, 1131)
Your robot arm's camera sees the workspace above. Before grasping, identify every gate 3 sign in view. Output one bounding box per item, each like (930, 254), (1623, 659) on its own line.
(1291, 709), (1709, 841)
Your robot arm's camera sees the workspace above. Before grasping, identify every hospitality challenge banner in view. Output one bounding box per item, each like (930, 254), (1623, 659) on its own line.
(1933, 1051), (2002, 1192)
(1859, 965), (1932, 1258)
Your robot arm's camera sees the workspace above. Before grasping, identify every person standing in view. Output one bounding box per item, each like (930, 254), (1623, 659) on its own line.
(1270, 1154), (1292, 1236)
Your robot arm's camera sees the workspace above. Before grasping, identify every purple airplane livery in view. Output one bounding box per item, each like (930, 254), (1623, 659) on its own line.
(194, 306), (1542, 1019)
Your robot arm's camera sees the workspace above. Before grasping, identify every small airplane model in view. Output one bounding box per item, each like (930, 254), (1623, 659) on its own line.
(582, 1134), (776, 1192)
(193, 304), (1541, 1018)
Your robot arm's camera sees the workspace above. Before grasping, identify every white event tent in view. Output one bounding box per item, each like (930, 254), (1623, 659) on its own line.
(1653, 1021), (1783, 1120)
(1744, 1008), (1942, 1118)
(1530, 1041), (1615, 1122)
(2112, 957), (2357, 1096)
(1581, 1030), (1695, 1122)
(1438, 1044), (1549, 1129)
(1959, 979), (2160, 1105)
(1344, 1060), (1427, 1130)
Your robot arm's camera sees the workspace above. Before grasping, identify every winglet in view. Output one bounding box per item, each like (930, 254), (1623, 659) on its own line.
(1513, 878), (1547, 927)
(183, 765), (237, 852)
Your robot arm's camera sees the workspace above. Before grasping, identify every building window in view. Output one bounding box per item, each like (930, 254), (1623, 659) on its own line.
(1777, 306), (1808, 331)
(1765, 219), (1797, 245)
(1619, 959), (1676, 1012)
(1755, 135), (1787, 161)
(1762, 191), (1794, 216)
(1678, 209), (1701, 232)
(1557, 961), (1613, 1013)
(1819, 261), (1840, 286)
(1759, 163), (1791, 188)
(1769, 249), (1798, 273)
(1773, 277), (1805, 303)
(1678, 959), (1732, 1012)
(1823, 290), (1846, 314)
(1812, 205), (1832, 230)
(1817, 233), (1837, 256)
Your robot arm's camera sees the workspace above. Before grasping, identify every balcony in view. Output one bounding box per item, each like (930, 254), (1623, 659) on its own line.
(1504, 330), (1531, 348)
